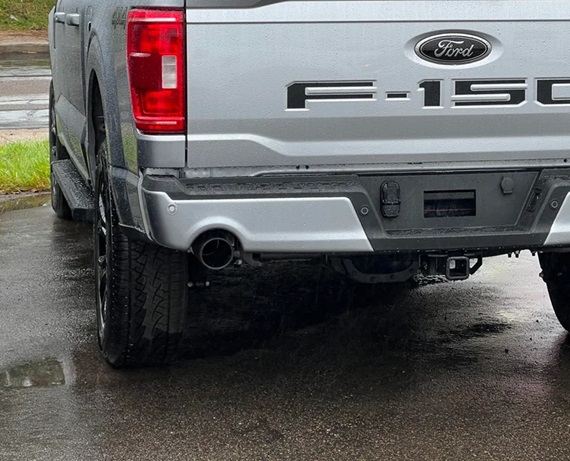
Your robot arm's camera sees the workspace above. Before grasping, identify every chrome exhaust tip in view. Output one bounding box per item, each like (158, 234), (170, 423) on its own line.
(192, 231), (235, 271)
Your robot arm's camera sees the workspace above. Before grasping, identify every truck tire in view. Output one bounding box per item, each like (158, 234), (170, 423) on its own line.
(539, 252), (570, 331)
(49, 83), (72, 220)
(94, 142), (188, 367)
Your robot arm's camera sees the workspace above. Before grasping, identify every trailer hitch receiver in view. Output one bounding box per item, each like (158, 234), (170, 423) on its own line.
(446, 256), (470, 281)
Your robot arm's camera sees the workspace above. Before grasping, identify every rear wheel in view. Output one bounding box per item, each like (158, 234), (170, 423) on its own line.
(94, 141), (188, 367)
(49, 82), (72, 220)
(539, 252), (570, 331)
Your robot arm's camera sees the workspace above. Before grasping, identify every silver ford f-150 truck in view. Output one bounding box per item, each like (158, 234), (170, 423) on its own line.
(49, 0), (570, 367)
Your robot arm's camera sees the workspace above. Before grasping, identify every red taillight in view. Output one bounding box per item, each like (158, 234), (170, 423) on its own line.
(127, 9), (185, 134)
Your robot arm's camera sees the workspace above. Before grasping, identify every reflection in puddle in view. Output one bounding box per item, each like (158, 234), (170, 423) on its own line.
(0, 193), (50, 215)
(1, 357), (72, 389)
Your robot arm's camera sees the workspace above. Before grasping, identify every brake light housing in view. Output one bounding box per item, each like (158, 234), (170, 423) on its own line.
(127, 8), (185, 134)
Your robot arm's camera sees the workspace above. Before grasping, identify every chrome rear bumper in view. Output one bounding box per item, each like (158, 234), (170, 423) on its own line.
(141, 189), (373, 253)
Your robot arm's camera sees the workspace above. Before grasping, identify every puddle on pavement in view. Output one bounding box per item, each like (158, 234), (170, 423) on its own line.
(438, 321), (512, 343)
(0, 58), (50, 74)
(0, 193), (50, 215)
(1, 357), (71, 389)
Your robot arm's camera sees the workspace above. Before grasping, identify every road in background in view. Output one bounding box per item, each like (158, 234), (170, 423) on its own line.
(0, 59), (50, 130)
(2, 204), (570, 460)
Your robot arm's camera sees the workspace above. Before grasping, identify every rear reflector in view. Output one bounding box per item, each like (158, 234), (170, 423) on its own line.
(127, 9), (185, 134)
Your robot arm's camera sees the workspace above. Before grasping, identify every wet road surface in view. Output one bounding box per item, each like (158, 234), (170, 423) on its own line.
(0, 59), (50, 130)
(2, 204), (570, 460)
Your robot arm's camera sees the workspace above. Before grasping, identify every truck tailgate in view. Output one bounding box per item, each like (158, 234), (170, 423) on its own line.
(185, 1), (570, 169)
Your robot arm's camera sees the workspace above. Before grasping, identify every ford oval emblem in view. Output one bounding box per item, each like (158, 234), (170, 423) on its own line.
(416, 33), (491, 65)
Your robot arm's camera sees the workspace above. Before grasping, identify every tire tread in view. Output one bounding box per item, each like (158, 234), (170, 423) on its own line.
(98, 146), (187, 368)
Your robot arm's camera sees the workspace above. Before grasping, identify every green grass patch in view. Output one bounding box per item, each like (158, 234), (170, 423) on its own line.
(0, 140), (50, 194)
(0, 0), (52, 30)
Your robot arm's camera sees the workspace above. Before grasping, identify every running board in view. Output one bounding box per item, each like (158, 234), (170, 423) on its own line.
(51, 159), (94, 222)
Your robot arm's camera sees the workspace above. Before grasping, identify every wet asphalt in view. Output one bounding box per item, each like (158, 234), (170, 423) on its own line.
(2, 203), (570, 460)
(0, 59), (50, 130)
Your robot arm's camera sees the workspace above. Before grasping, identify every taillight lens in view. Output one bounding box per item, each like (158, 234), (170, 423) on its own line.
(127, 9), (185, 134)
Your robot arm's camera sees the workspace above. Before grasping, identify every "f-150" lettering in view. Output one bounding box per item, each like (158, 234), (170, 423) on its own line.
(288, 79), (570, 110)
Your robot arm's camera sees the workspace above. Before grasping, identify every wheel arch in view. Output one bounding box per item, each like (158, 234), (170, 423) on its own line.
(86, 36), (126, 184)
(86, 35), (143, 234)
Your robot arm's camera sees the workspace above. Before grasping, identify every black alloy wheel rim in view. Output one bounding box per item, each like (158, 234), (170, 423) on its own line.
(95, 166), (110, 341)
